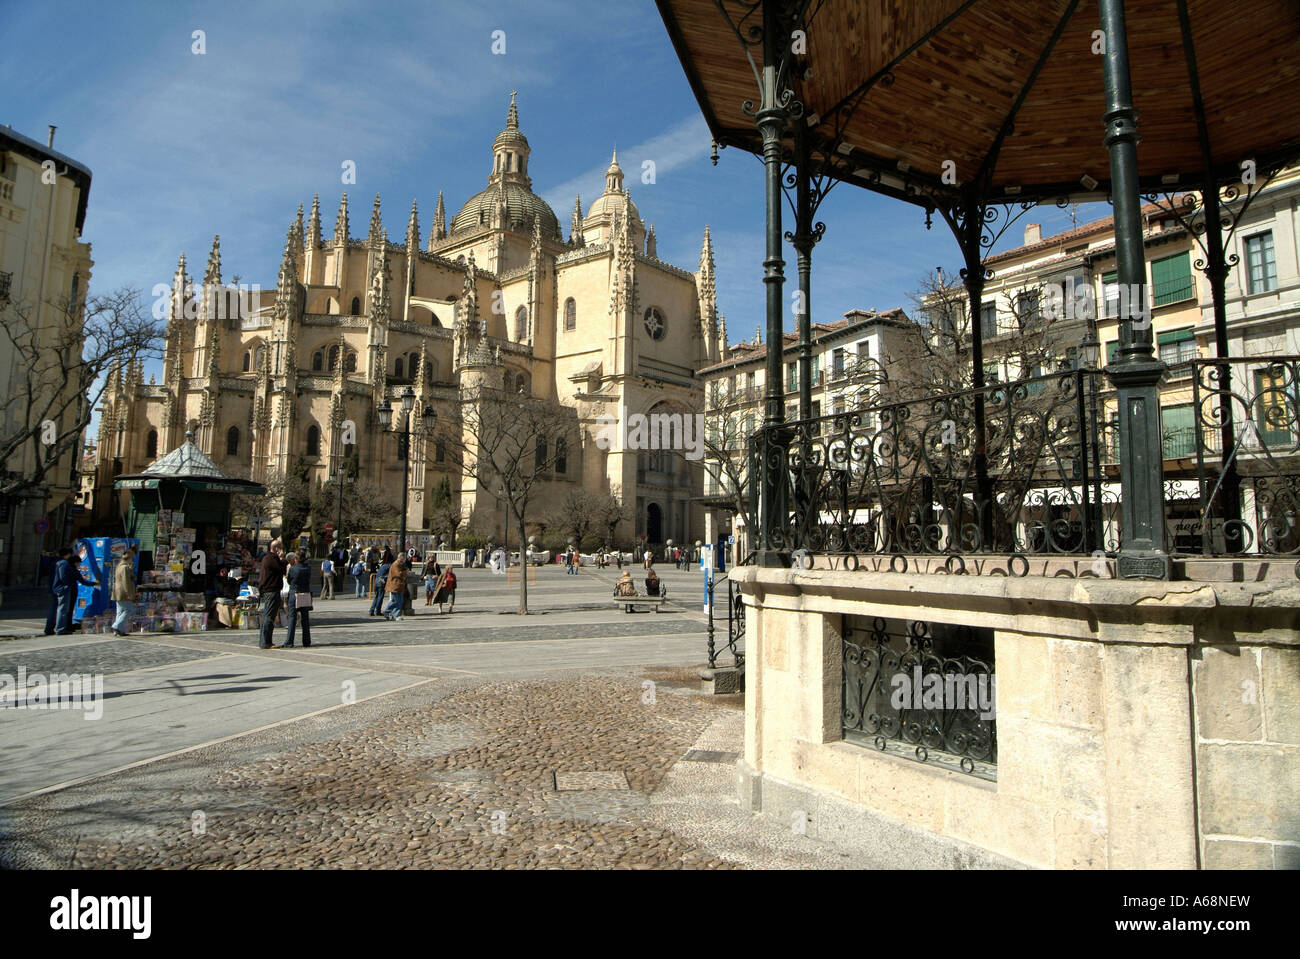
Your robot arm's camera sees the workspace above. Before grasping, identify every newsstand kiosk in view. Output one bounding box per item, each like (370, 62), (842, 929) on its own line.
(111, 433), (265, 634)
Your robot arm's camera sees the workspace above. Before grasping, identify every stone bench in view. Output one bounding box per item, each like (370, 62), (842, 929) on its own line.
(611, 592), (668, 613)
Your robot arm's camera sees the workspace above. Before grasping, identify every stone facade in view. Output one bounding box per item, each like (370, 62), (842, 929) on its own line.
(94, 96), (721, 546)
(734, 564), (1300, 869)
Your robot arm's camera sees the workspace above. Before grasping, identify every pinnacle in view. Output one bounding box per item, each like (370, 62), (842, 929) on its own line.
(506, 90), (519, 130)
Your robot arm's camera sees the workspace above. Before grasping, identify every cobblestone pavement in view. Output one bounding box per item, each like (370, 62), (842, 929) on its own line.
(1, 664), (853, 869)
(0, 567), (856, 869)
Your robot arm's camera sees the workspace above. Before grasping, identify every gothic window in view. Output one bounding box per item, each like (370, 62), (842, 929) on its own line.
(254, 346), (266, 370)
(351, 296), (361, 315)
(515, 306), (528, 341)
(643, 307), (666, 341)
(564, 298), (576, 331)
(345, 352), (357, 373)
(426, 359), (436, 382)
(306, 425), (320, 457)
(395, 357), (405, 379)
(515, 372), (528, 394)
(410, 352), (421, 378)
(435, 441), (445, 463)
(226, 426), (240, 456)
(535, 436), (547, 468)
(555, 438), (567, 474)
(328, 345), (339, 372)
(146, 430), (158, 459)
(242, 352), (250, 372)
(312, 351), (323, 372)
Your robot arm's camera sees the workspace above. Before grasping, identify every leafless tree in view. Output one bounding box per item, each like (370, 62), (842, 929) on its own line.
(0, 288), (164, 500)
(701, 380), (753, 532)
(440, 384), (579, 614)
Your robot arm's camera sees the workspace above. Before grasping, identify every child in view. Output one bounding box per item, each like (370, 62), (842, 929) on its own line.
(436, 568), (457, 613)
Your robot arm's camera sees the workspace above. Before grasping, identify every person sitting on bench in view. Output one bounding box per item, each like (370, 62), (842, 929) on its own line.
(645, 566), (661, 597)
(614, 571), (638, 612)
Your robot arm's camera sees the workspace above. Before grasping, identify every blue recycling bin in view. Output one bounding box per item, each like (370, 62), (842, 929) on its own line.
(73, 537), (139, 623)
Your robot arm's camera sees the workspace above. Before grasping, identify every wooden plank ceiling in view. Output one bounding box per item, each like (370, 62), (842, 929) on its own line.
(657, 0), (1300, 205)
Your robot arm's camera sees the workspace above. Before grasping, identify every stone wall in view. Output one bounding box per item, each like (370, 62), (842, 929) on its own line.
(732, 566), (1300, 869)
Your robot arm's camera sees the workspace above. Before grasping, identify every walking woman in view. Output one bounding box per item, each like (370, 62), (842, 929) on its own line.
(110, 547), (138, 637)
(384, 555), (408, 621)
(283, 552), (313, 647)
(424, 559), (442, 606)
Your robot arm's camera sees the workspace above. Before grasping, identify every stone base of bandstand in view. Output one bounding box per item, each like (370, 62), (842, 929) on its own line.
(732, 562), (1300, 870)
(700, 666), (742, 695)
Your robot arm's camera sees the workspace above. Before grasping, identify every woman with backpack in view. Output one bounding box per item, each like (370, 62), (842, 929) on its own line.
(283, 552), (313, 648)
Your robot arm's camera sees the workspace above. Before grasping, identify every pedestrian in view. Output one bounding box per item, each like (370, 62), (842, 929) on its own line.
(283, 551), (313, 648)
(320, 555), (335, 600)
(352, 558), (366, 598)
(615, 550), (622, 570)
(45, 546), (97, 636)
(257, 539), (287, 649)
(370, 556), (392, 616)
(384, 556), (408, 621)
(424, 559), (441, 606)
(381, 544), (394, 565)
(435, 567), (456, 613)
(110, 546), (138, 637)
(614, 570), (637, 613)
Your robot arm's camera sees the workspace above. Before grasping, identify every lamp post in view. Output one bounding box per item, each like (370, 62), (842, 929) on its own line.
(329, 460), (348, 553)
(377, 386), (436, 593)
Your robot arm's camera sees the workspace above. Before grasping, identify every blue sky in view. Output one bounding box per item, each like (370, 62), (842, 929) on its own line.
(5, 0), (1105, 348)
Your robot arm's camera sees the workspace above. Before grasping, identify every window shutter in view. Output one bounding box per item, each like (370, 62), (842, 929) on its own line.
(1152, 252), (1193, 306)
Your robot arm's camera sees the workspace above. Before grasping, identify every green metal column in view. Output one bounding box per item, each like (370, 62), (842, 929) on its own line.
(754, 0), (792, 567)
(1099, 0), (1170, 579)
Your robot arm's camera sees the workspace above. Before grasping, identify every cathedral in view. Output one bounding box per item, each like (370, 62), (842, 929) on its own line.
(96, 94), (725, 548)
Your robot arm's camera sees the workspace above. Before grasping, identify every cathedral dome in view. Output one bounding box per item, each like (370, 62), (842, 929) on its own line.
(451, 183), (563, 239)
(450, 92), (562, 240)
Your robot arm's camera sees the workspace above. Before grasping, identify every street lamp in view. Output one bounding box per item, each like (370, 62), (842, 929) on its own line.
(1079, 319), (1102, 369)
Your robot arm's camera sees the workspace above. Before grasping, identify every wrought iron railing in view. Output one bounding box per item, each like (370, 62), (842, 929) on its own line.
(1181, 357), (1300, 555)
(842, 615), (996, 779)
(752, 367), (1109, 557)
(705, 575), (745, 671)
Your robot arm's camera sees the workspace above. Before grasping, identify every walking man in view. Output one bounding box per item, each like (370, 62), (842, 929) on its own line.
(320, 555), (335, 599)
(384, 556), (408, 621)
(257, 539), (287, 649)
(45, 546), (96, 636)
(352, 557), (366, 598)
(369, 556), (392, 616)
(110, 546), (138, 637)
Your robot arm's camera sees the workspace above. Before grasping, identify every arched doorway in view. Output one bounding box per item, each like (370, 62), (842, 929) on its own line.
(646, 502), (663, 544)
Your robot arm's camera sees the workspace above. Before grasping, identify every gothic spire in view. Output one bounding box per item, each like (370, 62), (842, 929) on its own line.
(645, 224), (656, 258)
(307, 194), (322, 246)
(406, 199), (420, 250)
(334, 192), (349, 245)
(277, 220), (298, 293)
(429, 191), (446, 249)
(203, 236), (221, 286)
(368, 194), (385, 246)
(571, 195), (583, 243)
(294, 203), (305, 256)
(506, 90), (519, 130)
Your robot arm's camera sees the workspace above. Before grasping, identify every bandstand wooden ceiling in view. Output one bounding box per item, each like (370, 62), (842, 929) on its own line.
(656, 0), (1300, 206)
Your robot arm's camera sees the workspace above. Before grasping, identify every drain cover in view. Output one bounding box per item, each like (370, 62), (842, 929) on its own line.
(681, 749), (740, 764)
(553, 771), (630, 791)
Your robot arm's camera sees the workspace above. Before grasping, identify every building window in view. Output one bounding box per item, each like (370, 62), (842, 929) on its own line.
(515, 306), (528, 341)
(1157, 328), (1197, 367)
(242, 352), (251, 372)
(1245, 232), (1277, 294)
(1255, 366), (1294, 446)
(328, 345), (339, 372)
(395, 357), (404, 379)
(643, 307), (666, 340)
(226, 426), (240, 457)
(426, 360), (435, 382)
(312, 351), (323, 372)
(351, 296), (361, 315)
(1162, 403), (1195, 458)
(515, 372), (527, 394)
(786, 361), (797, 392)
(1014, 289), (1041, 327)
(345, 352), (357, 373)
(1102, 270), (1120, 317)
(146, 430), (158, 459)
(555, 438), (567, 474)
(1151, 251), (1194, 306)
(306, 425), (320, 457)
(435, 441), (445, 463)
(564, 298), (576, 331)
(410, 352), (421, 379)
(832, 348), (845, 378)
(535, 436), (547, 469)
(255, 346), (266, 370)
(747, 371), (756, 392)
(979, 302), (997, 336)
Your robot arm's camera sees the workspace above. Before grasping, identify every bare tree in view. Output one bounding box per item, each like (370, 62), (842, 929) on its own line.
(441, 384), (579, 614)
(0, 288), (164, 499)
(545, 486), (600, 547)
(701, 380), (753, 533)
(427, 475), (466, 547)
(592, 485), (632, 549)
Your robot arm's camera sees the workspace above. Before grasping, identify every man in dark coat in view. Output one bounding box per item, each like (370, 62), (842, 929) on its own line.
(369, 557), (392, 616)
(45, 546), (97, 635)
(257, 539), (287, 649)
